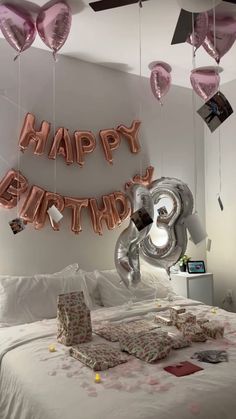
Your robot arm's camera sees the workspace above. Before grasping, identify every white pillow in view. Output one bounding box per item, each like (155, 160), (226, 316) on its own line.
(36, 263), (80, 279)
(79, 270), (103, 307)
(97, 268), (174, 308)
(0, 264), (92, 326)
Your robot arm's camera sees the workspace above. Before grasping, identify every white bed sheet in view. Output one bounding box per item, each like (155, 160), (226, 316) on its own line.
(1, 297), (236, 419)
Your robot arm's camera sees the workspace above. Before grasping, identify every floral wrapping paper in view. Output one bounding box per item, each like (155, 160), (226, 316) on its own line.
(93, 320), (158, 342)
(57, 291), (92, 346)
(182, 323), (207, 342)
(69, 343), (129, 371)
(197, 318), (210, 327)
(176, 312), (197, 330)
(155, 315), (173, 326)
(201, 320), (224, 339)
(168, 333), (191, 349)
(119, 330), (172, 363)
(170, 306), (186, 322)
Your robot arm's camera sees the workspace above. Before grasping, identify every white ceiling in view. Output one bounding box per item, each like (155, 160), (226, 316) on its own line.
(1, 0), (236, 87)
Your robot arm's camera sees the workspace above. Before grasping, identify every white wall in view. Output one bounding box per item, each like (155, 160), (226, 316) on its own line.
(0, 39), (206, 275)
(205, 80), (236, 311)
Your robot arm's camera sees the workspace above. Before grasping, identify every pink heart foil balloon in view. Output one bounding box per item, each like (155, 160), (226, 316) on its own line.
(0, 3), (36, 54)
(150, 63), (172, 104)
(190, 68), (220, 101)
(187, 12), (209, 51)
(37, 0), (72, 57)
(203, 16), (236, 63)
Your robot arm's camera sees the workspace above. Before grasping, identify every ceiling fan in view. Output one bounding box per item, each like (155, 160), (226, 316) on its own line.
(89, 0), (236, 12)
(89, 0), (149, 12)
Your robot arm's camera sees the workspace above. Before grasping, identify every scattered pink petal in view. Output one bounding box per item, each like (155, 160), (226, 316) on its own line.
(48, 371), (57, 376)
(81, 382), (89, 388)
(88, 392), (98, 397)
(189, 403), (201, 415)
(147, 378), (160, 386)
(158, 383), (174, 392)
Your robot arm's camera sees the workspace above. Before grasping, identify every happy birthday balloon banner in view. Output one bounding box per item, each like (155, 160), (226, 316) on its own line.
(19, 114), (142, 166)
(0, 167), (154, 235)
(0, 1), (72, 59)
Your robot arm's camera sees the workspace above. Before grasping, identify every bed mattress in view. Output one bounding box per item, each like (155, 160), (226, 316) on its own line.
(0, 297), (236, 419)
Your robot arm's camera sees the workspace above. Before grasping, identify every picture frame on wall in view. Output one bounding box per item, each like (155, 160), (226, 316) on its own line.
(187, 260), (206, 274)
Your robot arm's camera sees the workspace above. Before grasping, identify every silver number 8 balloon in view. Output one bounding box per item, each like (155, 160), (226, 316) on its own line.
(115, 177), (193, 287)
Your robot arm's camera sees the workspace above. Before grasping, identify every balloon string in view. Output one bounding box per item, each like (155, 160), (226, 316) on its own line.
(17, 55), (22, 218)
(53, 59), (57, 195)
(218, 126), (222, 196)
(191, 13), (197, 213)
(138, 0), (143, 120)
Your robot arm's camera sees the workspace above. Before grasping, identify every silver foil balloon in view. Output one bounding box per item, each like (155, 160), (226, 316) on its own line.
(140, 177), (193, 272)
(115, 184), (154, 288)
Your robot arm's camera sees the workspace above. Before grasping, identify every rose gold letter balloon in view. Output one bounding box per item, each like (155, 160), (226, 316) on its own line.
(132, 166), (154, 186)
(0, 4), (36, 56)
(74, 131), (96, 167)
(0, 169), (28, 209)
(149, 62), (172, 104)
(99, 129), (121, 165)
(20, 186), (45, 223)
(36, 0), (72, 58)
(89, 195), (116, 235)
(65, 197), (89, 234)
(19, 113), (51, 155)
(48, 128), (74, 165)
(117, 120), (141, 154)
(110, 192), (131, 226)
(35, 191), (65, 231)
(190, 68), (220, 101)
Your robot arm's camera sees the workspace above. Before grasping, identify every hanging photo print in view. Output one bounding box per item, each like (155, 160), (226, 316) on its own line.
(197, 91), (233, 132)
(157, 206), (168, 217)
(9, 218), (26, 235)
(131, 207), (153, 232)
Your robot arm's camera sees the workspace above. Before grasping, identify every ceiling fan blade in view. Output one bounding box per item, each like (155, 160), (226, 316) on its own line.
(171, 9), (199, 45)
(89, 0), (149, 12)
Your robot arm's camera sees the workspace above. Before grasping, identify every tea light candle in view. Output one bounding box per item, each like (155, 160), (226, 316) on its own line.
(49, 344), (56, 353)
(94, 373), (101, 383)
(211, 308), (217, 315)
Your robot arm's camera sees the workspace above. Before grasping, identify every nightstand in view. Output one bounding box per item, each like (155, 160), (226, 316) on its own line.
(170, 272), (214, 305)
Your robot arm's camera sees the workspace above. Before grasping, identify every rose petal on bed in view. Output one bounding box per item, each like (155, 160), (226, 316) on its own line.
(147, 377), (160, 385)
(48, 371), (57, 376)
(88, 391), (98, 397)
(158, 383), (174, 392)
(81, 381), (89, 388)
(189, 403), (201, 415)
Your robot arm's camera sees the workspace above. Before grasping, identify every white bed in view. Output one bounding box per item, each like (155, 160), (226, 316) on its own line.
(1, 296), (236, 419)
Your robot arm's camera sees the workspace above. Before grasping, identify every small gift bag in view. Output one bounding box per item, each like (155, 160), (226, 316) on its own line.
(57, 291), (92, 346)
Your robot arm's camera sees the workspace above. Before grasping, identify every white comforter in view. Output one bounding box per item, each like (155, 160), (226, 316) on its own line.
(1, 297), (236, 419)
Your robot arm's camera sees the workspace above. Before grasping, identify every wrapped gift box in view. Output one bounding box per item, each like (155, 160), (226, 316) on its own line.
(119, 331), (172, 363)
(155, 315), (173, 326)
(201, 321), (224, 339)
(197, 318), (210, 327)
(170, 306), (186, 323)
(176, 312), (196, 330)
(182, 323), (207, 342)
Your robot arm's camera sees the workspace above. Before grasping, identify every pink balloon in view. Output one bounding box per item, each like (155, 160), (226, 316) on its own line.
(0, 4), (36, 55)
(190, 68), (220, 101)
(150, 62), (172, 104)
(187, 12), (209, 51)
(203, 16), (236, 64)
(37, 0), (72, 57)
